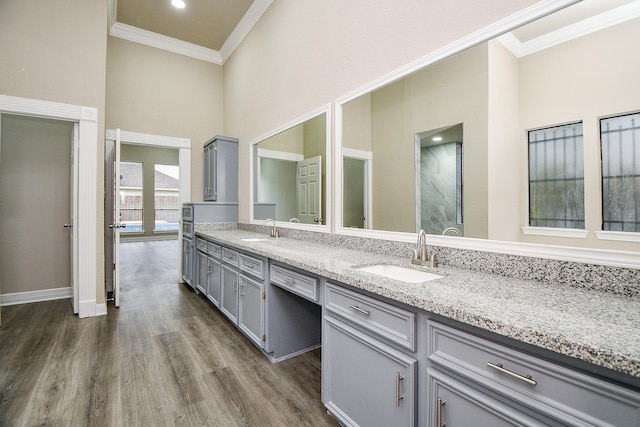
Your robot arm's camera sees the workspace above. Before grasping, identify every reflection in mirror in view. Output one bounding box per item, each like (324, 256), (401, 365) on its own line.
(252, 112), (327, 226)
(339, 0), (640, 251)
(416, 124), (463, 236)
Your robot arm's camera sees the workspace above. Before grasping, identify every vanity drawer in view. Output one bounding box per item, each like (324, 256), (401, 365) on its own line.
(270, 264), (318, 303)
(325, 282), (416, 351)
(427, 320), (640, 426)
(208, 242), (221, 259)
(239, 253), (265, 280)
(221, 248), (238, 267)
(196, 238), (208, 252)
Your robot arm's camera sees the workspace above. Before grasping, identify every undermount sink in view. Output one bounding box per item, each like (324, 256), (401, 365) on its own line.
(240, 237), (269, 242)
(356, 264), (443, 283)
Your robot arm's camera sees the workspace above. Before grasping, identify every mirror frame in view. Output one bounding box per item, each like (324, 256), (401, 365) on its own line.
(249, 104), (332, 233)
(333, 0), (640, 269)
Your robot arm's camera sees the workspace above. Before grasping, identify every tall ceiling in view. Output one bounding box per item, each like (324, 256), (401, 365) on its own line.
(108, 0), (272, 64)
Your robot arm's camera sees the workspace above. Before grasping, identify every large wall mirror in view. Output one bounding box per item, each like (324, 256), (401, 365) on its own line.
(250, 105), (331, 231)
(336, 0), (640, 254)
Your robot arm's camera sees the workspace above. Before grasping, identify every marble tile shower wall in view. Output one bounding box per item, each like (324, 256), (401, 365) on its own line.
(196, 222), (639, 299)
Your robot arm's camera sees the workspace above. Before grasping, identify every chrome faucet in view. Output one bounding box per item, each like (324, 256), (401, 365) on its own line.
(442, 226), (461, 236)
(412, 229), (437, 267)
(263, 218), (279, 238)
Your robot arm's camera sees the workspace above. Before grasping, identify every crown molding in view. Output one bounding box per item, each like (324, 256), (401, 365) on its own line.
(220, 0), (273, 63)
(107, 0), (271, 64)
(497, 0), (640, 58)
(109, 22), (223, 64)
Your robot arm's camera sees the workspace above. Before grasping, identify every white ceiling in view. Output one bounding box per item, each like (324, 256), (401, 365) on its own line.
(107, 0), (272, 64)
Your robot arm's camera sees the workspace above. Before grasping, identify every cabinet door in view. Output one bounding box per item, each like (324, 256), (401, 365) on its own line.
(238, 275), (264, 348)
(203, 143), (216, 201)
(220, 265), (238, 324)
(427, 369), (540, 427)
(206, 257), (221, 307)
(195, 251), (208, 294)
(182, 238), (193, 287)
(323, 316), (416, 427)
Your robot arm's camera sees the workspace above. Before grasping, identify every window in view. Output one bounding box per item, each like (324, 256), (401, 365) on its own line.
(119, 161), (143, 232)
(528, 123), (584, 229)
(154, 164), (180, 231)
(600, 112), (640, 232)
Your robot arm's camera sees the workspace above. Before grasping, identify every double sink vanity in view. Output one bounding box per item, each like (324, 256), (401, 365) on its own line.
(183, 223), (640, 427)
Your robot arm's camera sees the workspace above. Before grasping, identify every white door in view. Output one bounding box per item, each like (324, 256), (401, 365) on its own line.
(296, 155), (322, 224)
(108, 129), (123, 307)
(69, 124), (79, 313)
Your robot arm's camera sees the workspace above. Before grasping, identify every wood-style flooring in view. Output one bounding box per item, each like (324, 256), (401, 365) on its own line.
(0, 240), (338, 426)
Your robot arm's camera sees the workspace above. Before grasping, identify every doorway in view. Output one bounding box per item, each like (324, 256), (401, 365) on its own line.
(104, 129), (191, 310)
(0, 115), (74, 310)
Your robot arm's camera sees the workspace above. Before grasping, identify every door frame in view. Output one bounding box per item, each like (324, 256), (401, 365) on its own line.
(0, 94), (98, 318)
(105, 129), (191, 310)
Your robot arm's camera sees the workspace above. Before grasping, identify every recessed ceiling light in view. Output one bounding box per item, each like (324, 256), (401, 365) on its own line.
(432, 136), (443, 142)
(171, 0), (186, 9)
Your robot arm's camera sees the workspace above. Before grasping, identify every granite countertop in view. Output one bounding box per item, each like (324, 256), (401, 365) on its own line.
(195, 228), (640, 380)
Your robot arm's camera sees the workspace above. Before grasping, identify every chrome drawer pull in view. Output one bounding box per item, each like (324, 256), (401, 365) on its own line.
(245, 263), (254, 268)
(395, 372), (404, 406)
(348, 304), (370, 316)
(487, 362), (537, 386)
(283, 278), (296, 285)
(437, 397), (446, 427)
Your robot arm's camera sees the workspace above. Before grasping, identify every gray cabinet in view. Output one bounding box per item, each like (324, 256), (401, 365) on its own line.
(238, 252), (266, 349)
(323, 283), (417, 427)
(427, 368), (540, 427)
(427, 320), (640, 427)
(324, 315), (417, 427)
(195, 249), (208, 295)
(181, 236), (194, 287)
(196, 240), (222, 306)
(203, 135), (238, 202)
(206, 243), (222, 306)
(220, 263), (238, 324)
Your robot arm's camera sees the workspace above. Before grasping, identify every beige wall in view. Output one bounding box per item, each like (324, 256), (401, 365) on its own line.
(259, 124), (304, 154)
(0, 115), (74, 294)
(120, 144), (179, 240)
(223, 0), (540, 224)
(0, 0), (108, 303)
(487, 40), (521, 242)
(343, 94), (373, 152)
(106, 37), (225, 202)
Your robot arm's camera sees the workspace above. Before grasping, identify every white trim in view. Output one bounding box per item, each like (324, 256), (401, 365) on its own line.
(257, 148), (304, 162)
(595, 231), (640, 243)
(342, 147), (373, 160)
(120, 234), (179, 243)
(107, 0), (272, 65)
(497, 0), (640, 58)
(109, 22), (223, 64)
(0, 287), (72, 307)
(0, 94), (98, 318)
(249, 104), (332, 232)
(219, 0), (273, 63)
(521, 226), (588, 239)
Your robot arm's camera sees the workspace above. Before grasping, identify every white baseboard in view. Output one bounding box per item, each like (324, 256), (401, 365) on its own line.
(0, 286), (72, 307)
(95, 303), (107, 316)
(120, 234), (178, 243)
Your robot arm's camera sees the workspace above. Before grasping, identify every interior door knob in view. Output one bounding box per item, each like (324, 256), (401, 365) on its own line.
(63, 223), (73, 228)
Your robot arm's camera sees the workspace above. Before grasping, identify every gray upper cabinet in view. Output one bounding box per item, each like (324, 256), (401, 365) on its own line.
(203, 135), (238, 202)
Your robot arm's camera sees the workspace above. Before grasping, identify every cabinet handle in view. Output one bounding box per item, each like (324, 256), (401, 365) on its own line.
(487, 362), (537, 386)
(283, 278), (296, 285)
(348, 304), (370, 316)
(437, 397), (446, 427)
(240, 283), (244, 296)
(233, 279), (237, 293)
(395, 372), (404, 406)
(245, 263), (254, 268)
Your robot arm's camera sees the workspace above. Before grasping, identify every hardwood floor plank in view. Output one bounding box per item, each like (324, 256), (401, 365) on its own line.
(0, 240), (338, 426)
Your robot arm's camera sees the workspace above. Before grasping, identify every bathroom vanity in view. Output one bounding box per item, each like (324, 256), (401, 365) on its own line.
(189, 225), (640, 427)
